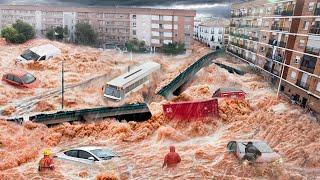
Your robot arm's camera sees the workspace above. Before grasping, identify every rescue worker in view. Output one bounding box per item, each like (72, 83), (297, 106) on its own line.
(38, 149), (55, 172)
(162, 146), (181, 168)
(242, 142), (262, 163)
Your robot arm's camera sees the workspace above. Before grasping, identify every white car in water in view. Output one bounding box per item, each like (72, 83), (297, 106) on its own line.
(55, 146), (120, 165)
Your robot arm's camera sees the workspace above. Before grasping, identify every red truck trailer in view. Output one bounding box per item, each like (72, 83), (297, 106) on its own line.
(162, 98), (219, 120)
(212, 88), (246, 99)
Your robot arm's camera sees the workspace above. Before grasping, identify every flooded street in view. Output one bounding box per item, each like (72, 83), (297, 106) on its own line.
(0, 40), (320, 179)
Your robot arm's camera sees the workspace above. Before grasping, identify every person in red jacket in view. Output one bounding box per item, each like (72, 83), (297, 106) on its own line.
(38, 149), (55, 172)
(162, 146), (181, 168)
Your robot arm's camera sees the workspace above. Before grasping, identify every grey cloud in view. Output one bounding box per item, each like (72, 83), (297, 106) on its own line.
(0, 0), (239, 17)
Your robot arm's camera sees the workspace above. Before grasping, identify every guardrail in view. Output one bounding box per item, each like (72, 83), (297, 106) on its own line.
(157, 49), (225, 99)
(7, 103), (152, 125)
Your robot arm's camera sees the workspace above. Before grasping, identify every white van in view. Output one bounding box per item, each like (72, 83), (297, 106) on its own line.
(17, 44), (61, 62)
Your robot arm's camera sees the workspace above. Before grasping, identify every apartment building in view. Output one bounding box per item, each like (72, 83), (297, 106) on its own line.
(0, 5), (195, 49)
(194, 18), (229, 49)
(228, 0), (320, 113)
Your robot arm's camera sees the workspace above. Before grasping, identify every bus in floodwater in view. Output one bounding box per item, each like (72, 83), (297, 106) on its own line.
(104, 61), (161, 101)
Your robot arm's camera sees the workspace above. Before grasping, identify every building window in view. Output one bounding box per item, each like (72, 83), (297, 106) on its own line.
(133, 14), (136, 19)
(316, 82), (320, 92)
(159, 32), (164, 36)
(303, 21), (309, 30)
(291, 71), (297, 79)
(159, 24), (163, 29)
(308, 2), (315, 11)
(133, 22), (136, 27)
(133, 30), (136, 35)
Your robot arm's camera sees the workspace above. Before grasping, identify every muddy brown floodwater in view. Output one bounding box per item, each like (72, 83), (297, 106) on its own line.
(0, 40), (320, 179)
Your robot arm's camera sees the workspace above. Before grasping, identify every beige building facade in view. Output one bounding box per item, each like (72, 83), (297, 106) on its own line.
(0, 5), (195, 49)
(228, 0), (320, 113)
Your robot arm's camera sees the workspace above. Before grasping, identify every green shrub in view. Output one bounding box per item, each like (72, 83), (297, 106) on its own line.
(75, 22), (97, 46)
(45, 26), (68, 40)
(162, 42), (185, 55)
(1, 20), (35, 44)
(125, 39), (147, 52)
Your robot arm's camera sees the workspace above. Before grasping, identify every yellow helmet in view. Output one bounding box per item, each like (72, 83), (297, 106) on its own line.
(43, 149), (52, 156)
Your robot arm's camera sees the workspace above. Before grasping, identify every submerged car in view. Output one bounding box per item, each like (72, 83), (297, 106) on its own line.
(17, 44), (61, 62)
(227, 140), (282, 163)
(2, 70), (40, 88)
(55, 146), (120, 165)
(212, 87), (246, 99)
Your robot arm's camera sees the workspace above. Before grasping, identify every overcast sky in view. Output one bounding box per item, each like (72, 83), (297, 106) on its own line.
(0, 0), (239, 18)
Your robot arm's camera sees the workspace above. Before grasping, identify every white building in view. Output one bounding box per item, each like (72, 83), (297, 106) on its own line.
(194, 18), (229, 50)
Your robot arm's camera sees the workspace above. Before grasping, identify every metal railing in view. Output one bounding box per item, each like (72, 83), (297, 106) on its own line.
(157, 49), (225, 98)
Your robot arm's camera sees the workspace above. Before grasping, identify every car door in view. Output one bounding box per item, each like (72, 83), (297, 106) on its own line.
(63, 150), (80, 162)
(78, 150), (97, 164)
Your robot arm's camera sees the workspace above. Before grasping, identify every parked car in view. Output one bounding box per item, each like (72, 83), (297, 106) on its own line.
(55, 146), (120, 165)
(2, 70), (40, 88)
(212, 87), (246, 99)
(17, 44), (61, 62)
(226, 140), (282, 163)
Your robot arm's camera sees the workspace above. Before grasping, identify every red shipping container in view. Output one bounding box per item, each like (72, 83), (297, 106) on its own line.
(162, 98), (219, 120)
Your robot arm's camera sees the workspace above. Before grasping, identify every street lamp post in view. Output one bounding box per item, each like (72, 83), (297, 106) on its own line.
(61, 60), (64, 109)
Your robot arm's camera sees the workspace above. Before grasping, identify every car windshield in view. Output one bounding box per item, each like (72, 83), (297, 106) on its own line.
(239, 142), (274, 153)
(21, 49), (40, 60)
(90, 149), (118, 160)
(104, 86), (121, 99)
(21, 73), (36, 84)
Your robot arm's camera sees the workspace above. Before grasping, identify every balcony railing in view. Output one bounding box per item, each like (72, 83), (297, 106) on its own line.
(274, 10), (293, 16)
(309, 26), (320, 34)
(268, 39), (286, 47)
(300, 55), (317, 74)
(305, 46), (320, 56)
(271, 25), (289, 31)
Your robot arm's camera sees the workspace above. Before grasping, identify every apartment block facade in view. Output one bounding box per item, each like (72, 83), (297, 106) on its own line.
(0, 5), (195, 49)
(194, 18), (228, 49)
(228, 0), (320, 113)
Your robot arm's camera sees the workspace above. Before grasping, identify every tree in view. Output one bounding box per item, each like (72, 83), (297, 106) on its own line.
(125, 39), (147, 52)
(1, 20), (35, 43)
(12, 20), (35, 40)
(75, 22), (97, 46)
(1, 26), (18, 43)
(162, 42), (185, 55)
(45, 26), (67, 40)
(45, 28), (55, 40)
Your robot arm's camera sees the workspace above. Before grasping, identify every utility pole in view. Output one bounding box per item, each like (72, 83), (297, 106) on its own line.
(61, 60), (64, 109)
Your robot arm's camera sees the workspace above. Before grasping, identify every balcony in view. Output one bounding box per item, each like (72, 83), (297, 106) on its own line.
(274, 9), (293, 16)
(271, 25), (289, 31)
(300, 55), (317, 74)
(296, 81), (310, 90)
(268, 39), (286, 47)
(305, 46), (320, 56)
(309, 26), (320, 34)
(315, 7), (320, 16)
(266, 52), (284, 63)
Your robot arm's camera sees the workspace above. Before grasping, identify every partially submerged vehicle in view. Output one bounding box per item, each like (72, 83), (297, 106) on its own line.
(163, 98), (219, 120)
(55, 146), (120, 165)
(103, 61), (160, 101)
(2, 70), (40, 88)
(212, 87), (246, 99)
(17, 44), (61, 62)
(227, 140), (282, 163)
